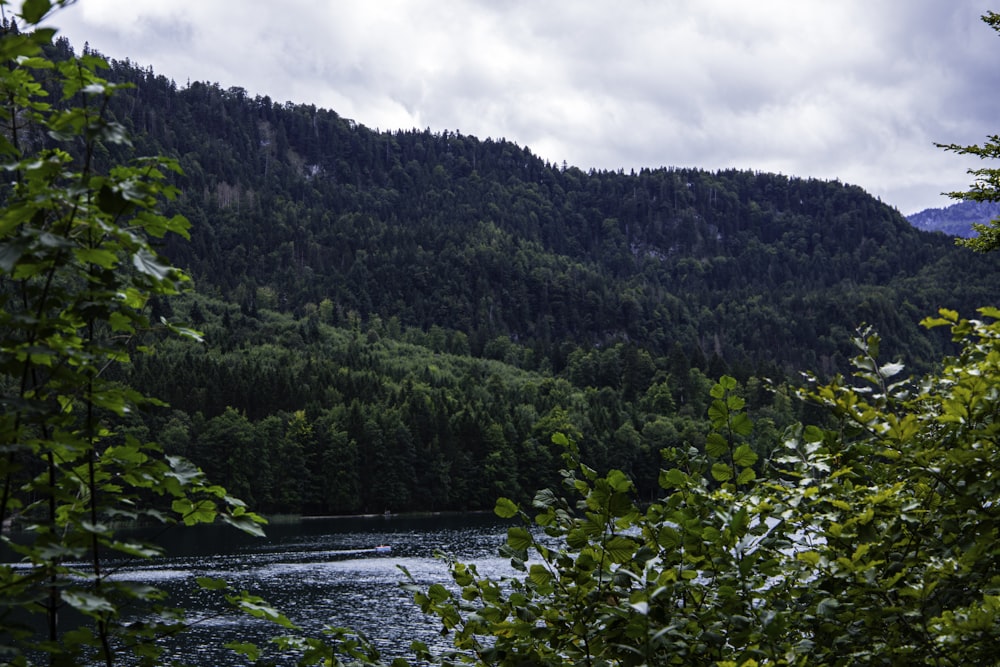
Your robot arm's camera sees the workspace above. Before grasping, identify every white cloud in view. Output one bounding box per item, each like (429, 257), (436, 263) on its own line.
(34, 0), (1000, 213)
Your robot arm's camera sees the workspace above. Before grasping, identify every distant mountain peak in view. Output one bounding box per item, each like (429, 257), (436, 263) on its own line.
(906, 200), (1000, 237)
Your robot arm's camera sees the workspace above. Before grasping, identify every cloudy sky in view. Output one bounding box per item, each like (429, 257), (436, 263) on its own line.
(29, 0), (1000, 214)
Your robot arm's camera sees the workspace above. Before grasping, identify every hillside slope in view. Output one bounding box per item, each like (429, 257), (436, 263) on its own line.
(80, 44), (1000, 377)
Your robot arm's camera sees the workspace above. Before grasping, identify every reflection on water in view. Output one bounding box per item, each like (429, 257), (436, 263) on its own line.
(109, 513), (513, 665)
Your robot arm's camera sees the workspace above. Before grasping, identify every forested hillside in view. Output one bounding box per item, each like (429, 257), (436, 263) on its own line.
(44, 38), (998, 514)
(88, 44), (999, 376)
(120, 291), (799, 514)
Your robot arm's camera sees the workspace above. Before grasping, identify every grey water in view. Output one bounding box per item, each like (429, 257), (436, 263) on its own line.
(108, 513), (514, 665)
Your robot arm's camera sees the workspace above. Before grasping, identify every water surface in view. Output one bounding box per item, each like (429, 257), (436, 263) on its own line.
(110, 513), (513, 665)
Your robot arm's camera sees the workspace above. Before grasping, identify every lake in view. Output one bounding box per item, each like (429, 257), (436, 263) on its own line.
(109, 512), (515, 665)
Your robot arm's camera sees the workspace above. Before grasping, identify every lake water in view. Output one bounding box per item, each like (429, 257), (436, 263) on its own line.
(109, 513), (515, 665)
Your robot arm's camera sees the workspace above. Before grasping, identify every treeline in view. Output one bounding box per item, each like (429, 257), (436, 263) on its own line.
(120, 294), (800, 515)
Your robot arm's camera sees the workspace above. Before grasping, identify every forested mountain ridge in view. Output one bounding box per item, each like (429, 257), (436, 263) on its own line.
(85, 45), (1000, 379)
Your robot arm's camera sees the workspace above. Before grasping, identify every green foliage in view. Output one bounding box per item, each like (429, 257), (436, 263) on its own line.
(405, 424), (790, 665)
(779, 309), (1000, 663)
(706, 375), (758, 486)
(0, 10), (401, 666)
(121, 295), (810, 514)
(405, 311), (1000, 664)
(0, 8), (278, 664)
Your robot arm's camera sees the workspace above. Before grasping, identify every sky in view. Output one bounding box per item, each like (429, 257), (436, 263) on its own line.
(25, 0), (1000, 215)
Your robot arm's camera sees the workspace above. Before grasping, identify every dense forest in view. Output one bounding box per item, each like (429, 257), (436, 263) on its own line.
(92, 46), (999, 368)
(38, 38), (997, 515)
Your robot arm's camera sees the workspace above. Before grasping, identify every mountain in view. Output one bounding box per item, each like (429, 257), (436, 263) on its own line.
(907, 200), (1000, 237)
(40, 40), (1000, 513)
(87, 51), (996, 377)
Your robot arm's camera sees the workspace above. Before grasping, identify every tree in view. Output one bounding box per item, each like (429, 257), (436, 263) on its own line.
(773, 313), (1000, 664)
(937, 11), (1000, 252)
(0, 5), (270, 664)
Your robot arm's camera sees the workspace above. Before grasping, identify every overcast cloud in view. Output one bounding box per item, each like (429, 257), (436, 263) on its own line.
(29, 0), (1000, 214)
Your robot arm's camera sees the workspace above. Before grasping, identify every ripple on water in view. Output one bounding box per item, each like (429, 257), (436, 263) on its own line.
(109, 514), (514, 665)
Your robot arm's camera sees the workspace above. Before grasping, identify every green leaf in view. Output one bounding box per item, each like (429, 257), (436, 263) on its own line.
(711, 462), (733, 482)
(717, 585), (737, 599)
(73, 246), (118, 268)
(231, 593), (298, 629)
(172, 498), (217, 525)
(708, 400), (728, 425)
(798, 551), (821, 566)
(732, 444), (758, 468)
(606, 469), (632, 493)
(108, 539), (162, 559)
(731, 412), (753, 436)
(224, 642), (260, 662)
(604, 535), (637, 562)
(803, 425), (825, 443)
(921, 316), (953, 329)
(108, 311), (134, 332)
(705, 432), (729, 458)
(62, 590), (115, 616)
(660, 468), (688, 489)
(20, 0), (51, 24)
(657, 525), (681, 549)
(528, 563), (552, 588)
(114, 581), (165, 601)
(221, 511), (267, 537)
(97, 183), (133, 216)
(817, 597), (841, 617)
(718, 375), (737, 390)
(495, 497), (519, 518)
(978, 305), (1000, 319)
(567, 527), (589, 549)
(608, 491), (634, 518)
(731, 507), (749, 534)
(507, 526), (533, 551)
(736, 467), (757, 485)
(428, 583), (449, 603)
(196, 576), (229, 591)
(163, 455), (205, 494)
(132, 248), (172, 280)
